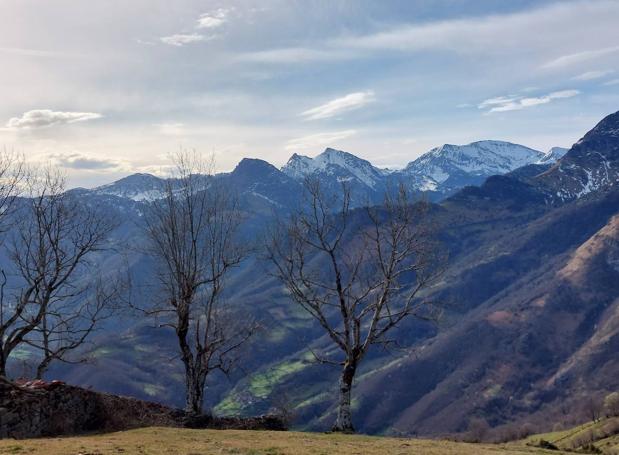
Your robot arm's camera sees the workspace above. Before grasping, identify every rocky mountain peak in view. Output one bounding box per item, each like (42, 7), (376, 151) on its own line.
(232, 158), (281, 179)
(282, 148), (384, 189)
(538, 147), (568, 164)
(92, 173), (164, 202)
(535, 110), (619, 202)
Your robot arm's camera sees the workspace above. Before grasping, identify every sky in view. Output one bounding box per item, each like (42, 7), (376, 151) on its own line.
(0, 0), (618, 188)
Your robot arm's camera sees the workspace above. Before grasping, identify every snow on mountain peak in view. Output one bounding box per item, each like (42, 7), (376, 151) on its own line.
(93, 173), (165, 202)
(538, 147), (568, 164)
(405, 140), (544, 180)
(281, 153), (317, 179)
(282, 148), (384, 188)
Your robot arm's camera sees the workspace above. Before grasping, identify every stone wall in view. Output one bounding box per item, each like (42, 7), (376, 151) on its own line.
(0, 377), (285, 439)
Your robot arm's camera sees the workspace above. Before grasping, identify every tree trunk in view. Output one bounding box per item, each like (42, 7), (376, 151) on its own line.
(35, 357), (51, 380)
(184, 364), (207, 415)
(185, 380), (203, 415)
(332, 360), (356, 433)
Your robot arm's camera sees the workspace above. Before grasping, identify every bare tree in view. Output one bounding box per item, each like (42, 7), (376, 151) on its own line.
(0, 150), (24, 233)
(0, 168), (116, 378)
(583, 395), (603, 423)
(143, 151), (254, 415)
(26, 276), (126, 379)
(0, 152), (28, 376)
(267, 180), (444, 432)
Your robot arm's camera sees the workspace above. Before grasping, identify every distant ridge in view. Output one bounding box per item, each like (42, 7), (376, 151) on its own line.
(86, 139), (566, 205)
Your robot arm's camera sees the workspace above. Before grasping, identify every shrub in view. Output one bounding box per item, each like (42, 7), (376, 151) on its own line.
(571, 429), (595, 449)
(466, 417), (490, 443)
(518, 422), (535, 439)
(602, 418), (619, 437)
(538, 439), (559, 451)
(604, 392), (619, 417)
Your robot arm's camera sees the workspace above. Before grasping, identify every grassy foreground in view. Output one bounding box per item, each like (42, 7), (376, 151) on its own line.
(0, 427), (570, 455)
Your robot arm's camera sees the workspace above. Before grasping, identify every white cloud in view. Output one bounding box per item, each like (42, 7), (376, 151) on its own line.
(160, 33), (207, 47)
(6, 109), (102, 129)
(479, 89), (580, 113)
(572, 69), (614, 81)
(285, 130), (357, 151)
(603, 78), (619, 86)
(477, 96), (520, 109)
(300, 91), (375, 120)
(48, 152), (128, 171)
(197, 8), (231, 29)
(543, 46), (619, 69)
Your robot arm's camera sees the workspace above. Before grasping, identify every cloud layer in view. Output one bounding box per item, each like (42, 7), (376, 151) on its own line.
(301, 91), (375, 120)
(49, 152), (127, 171)
(6, 110), (102, 129)
(572, 70), (614, 81)
(160, 33), (207, 47)
(478, 90), (580, 113)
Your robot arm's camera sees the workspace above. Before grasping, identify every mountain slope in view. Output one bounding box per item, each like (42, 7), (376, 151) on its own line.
(344, 111), (619, 435)
(358, 189), (619, 436)
(211, 110), (619, 436)
(226, 158), (303, 212)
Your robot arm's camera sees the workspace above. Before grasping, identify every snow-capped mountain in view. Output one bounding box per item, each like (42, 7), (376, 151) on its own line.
(538, 147), (569, 164)
(84, 140), (572, 207)
(282, 148), (385, 189)
(281, 142), (549, 201)
(400, 140), (545, 195)
(92, 173), (166, 202)
(281, 148), (387, 205)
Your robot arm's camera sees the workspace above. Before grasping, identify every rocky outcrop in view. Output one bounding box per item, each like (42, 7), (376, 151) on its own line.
(0, 377), (285, 439)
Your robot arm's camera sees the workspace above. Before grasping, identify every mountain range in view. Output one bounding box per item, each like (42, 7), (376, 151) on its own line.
(89, 140), (566, 206)
(11, 111), (619, 439)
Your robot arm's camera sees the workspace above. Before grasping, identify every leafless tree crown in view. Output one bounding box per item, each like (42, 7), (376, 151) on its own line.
(0, 165), (119, 377)
(267, 179), (444, 431)
(143, 151), (255, 414)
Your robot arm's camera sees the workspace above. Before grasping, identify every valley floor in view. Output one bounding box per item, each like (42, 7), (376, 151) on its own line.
(0, 427), (569, 455)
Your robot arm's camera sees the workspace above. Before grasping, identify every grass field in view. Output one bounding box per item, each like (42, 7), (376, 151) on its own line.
(0, 427), (572, 455)
(525, 416), (619, 454)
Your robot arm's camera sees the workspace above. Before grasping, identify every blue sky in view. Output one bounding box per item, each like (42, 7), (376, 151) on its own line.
(0, 0), (618, 187)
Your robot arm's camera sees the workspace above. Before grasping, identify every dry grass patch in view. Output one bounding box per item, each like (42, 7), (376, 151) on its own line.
(0, 427), (572, 455)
